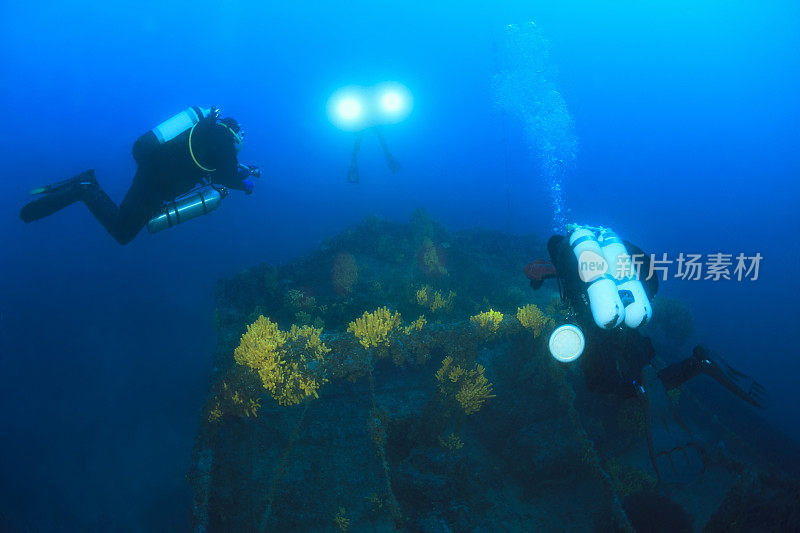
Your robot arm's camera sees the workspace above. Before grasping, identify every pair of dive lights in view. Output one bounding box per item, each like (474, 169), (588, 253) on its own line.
(327, 82), (412, 132)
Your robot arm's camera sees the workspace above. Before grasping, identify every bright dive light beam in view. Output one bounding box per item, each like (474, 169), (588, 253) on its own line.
(373, 82), (412, 124)
(380, 91), (404, 114)
(337, 97), (362, 121)
(327, 86), (369, 131)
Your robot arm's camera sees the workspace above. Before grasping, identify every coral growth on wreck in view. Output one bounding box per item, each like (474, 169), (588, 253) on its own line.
(347, 307), (403, 350)
(234, 316), (330, 405)
(191, 213), (791, 533)
(516, 303), (553, 337)
(469, 309), (505, 338)
(436, 356), (496, 415)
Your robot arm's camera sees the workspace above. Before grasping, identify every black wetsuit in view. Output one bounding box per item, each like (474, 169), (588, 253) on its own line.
(547, 235), (703, 398)
(20, 112), (249, 244)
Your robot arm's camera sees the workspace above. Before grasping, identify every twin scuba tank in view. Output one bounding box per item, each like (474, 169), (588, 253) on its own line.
(144, 107), (227, 234)
(146, 185), (228, 234)
(568, 225), (652, 330)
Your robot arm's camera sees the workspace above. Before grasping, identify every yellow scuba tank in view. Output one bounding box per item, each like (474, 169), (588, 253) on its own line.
(569, 226), (625, 329)
(599, 229), (652, 328)
(147, 186), (227, 234)
(151, 106), (213, 144)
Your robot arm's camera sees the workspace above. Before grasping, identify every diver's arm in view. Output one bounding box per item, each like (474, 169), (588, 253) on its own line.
(215, 164), (260, 194)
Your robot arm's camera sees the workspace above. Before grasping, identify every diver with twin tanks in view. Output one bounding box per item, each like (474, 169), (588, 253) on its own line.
(526, 224), (770, 482)
(20, 106), (261, 244)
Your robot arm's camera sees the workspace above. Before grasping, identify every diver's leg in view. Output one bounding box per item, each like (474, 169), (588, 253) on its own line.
(82, 170), (154, 245)
(20, 170), (95, 222)
(375, 126), (401, 173)
(657, 357), (703, 391)
(347, 132), (363, 183)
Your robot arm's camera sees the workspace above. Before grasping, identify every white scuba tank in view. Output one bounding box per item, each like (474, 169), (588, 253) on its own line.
(599, 229), (653, 328)
(569, 227), (625, 329)
(151, 106), (212, 144)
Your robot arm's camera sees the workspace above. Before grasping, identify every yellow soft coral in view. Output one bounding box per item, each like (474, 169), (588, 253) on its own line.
(415, 285), (456, 312)
(415, 286), (430, 306)
(455, 365), (495, 414)
(334, 507), (350, 532)
(404, 315), (427, 334)
(234, 316), (328, 406)
(245, 398), (261, 418)
(470, 309), (504, 336)
(436, 356), (495, 415)
(235, 316), (286, 368)
(435, 355), (455, 382)
(438, 432), (464, 451)
(208, 402), (223, 423)
(347, 307), (402, 349)
(516, 304), (553, 337)
(430, 290), (456, 312)
(288, 324), (331, 360)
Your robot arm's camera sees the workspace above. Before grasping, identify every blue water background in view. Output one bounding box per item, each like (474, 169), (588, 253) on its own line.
(1, 0), (798, 528)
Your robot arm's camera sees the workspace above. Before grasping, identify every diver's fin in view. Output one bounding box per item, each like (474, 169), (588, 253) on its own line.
(21, 186), (82, 222)
(694, 345), (771, 409)
(29, 169), (95, 195)
(21, 170), (97, 223)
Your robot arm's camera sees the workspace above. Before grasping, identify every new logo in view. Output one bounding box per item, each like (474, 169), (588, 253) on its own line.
(578, 250), (608, 282)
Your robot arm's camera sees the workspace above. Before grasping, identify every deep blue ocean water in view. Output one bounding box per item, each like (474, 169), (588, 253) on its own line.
(1, 1), (798, 529)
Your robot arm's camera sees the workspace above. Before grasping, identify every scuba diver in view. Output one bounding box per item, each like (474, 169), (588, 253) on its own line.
(20, 106), (261, 244)
(347, 125), (401, 183)
(525, 226), (770, 483)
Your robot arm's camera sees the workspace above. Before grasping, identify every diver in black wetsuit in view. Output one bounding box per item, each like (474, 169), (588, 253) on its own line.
(527, 232), (770, 482)
(20, 106), (261, 244)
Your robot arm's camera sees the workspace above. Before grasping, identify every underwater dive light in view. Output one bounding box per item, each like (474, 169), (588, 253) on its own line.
(548, 324), (585, 363)
(327, 82), (412, 131)
(337, 97), (362, 121)
(381, 91), (403, 112)
(327, 86), (369, 131)
(373, 82), (412, 124)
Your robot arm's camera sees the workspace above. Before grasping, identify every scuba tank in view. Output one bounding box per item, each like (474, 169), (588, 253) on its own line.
(147, 186), (227, 234)
(151, 106), (213, 144)
(569, 226), (625, 329)
(599, 229), (652, 328)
